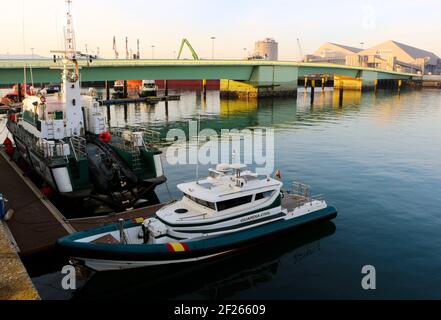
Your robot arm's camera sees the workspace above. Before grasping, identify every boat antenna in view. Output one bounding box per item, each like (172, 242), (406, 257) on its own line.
(196, 113), (200, 184)
(22, 0), (27, 99)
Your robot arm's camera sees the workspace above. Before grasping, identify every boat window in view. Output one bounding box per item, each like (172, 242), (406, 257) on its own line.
(217, 195), (253, 212)
(255, 190), (275, 201)
(184, 194), (216, 210)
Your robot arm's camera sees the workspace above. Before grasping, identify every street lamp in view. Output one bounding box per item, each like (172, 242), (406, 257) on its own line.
(211, 37), (216, 59)
(151, 45), (155, 59)
(360, 42), (365, 49)
(30, 48), (35, 59)
(243, 48), (248, 60)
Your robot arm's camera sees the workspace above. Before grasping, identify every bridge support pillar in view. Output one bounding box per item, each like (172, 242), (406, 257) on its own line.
(361, 71), (379, 91)
(123, 80), (128, 98)
(249, 66), (298, 98)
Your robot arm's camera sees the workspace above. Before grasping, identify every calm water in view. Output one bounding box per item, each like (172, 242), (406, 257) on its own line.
(4, 88), (441, 299)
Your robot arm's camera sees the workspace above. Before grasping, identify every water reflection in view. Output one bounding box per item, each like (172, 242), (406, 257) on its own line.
(73, 222), (336, 300)
(103, 89), (377, 139)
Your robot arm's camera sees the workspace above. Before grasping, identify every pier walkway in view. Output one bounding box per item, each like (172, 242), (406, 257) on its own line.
(0, 221), (39, 300)
(0, 149), (164, 256)
(0, 150), (72, 256)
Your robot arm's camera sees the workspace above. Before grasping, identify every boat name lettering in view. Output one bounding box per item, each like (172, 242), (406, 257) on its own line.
(240, 211), (271, 223)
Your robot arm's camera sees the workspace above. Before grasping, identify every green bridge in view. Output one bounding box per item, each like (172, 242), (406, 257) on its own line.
(0, 59), (421, 96)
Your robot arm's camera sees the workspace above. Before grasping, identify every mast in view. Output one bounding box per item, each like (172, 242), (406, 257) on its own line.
(64, 0), (77, 60)
(113, 36), (119, 59)
(125, 37), (129, 59)
(62, 0), (83, 137)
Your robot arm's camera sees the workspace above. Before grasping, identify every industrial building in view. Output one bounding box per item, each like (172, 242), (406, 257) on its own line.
(252, 38), (279, 61)
(308, 40), (441, 75)
(347, 41), (441, 75)
(306, 42), (363, 64)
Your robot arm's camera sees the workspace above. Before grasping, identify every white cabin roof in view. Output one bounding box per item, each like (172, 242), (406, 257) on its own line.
(177, 166), (282, 203)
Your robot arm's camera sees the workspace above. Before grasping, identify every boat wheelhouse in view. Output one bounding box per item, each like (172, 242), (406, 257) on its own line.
(112, 81), (127, 99)
(139, 80), (158, 98)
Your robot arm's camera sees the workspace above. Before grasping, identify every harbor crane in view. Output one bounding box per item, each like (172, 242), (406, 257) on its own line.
(297, 38), (304, 62)
(177, 38), (199, 60)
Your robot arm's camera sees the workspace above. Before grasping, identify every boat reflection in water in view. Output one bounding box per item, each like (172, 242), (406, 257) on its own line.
(73, 221), (336, 300)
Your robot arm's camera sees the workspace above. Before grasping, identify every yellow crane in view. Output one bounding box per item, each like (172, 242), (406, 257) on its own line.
(177, 38), (199, 60)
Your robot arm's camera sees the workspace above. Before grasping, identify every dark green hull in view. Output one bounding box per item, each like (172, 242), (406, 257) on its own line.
(58, 206), (337, 269)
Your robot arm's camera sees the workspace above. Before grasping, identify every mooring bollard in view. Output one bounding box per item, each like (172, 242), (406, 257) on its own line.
(339, 82), (344, 107)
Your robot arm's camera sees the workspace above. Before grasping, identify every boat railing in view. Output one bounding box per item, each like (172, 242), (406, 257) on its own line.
(8, 121), (67, 163)
(290, 182), (312, 199)
(69, 136), (87, 161)
(109, 126), (161, 147)
(285, 182), (326, 207)
(33, 140), (71, 164)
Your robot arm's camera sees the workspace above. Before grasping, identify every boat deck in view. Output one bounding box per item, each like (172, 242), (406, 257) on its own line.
(282, 194), (310, 212)
(0, 149), (164, 256)
(68, 203), (165, 232)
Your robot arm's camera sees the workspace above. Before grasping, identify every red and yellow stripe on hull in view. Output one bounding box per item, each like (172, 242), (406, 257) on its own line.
(166, 242), (190, 252)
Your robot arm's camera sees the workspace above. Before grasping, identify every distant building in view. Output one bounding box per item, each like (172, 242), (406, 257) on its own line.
(346, 40), (441, 75)
(308, 40), (441, 75)
(306, 42), (363, 65)
(253, 38), (278, 61)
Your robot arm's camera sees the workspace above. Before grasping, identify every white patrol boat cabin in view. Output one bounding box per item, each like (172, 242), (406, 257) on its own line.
(145, 164), (328, 243)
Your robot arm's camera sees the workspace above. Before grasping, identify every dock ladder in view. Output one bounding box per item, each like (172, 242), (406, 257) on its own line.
(131, 149), (143, 175)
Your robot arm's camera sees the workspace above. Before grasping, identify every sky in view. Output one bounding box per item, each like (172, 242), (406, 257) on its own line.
(2, 0), (441, 60)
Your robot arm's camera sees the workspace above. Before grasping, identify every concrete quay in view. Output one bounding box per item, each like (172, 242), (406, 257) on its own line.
(0, 221), (40, 300)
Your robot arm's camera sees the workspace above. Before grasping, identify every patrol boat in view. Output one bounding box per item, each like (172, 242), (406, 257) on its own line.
(58, 164), (337, 271)
(6, 0), (166, 213)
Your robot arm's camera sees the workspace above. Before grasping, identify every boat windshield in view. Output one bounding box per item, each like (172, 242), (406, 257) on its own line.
(184, 194), (216, 210)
